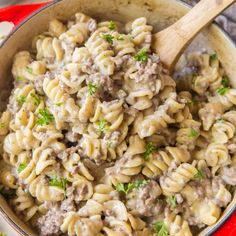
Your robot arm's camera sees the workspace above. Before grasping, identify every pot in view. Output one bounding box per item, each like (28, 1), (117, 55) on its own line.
(0, 0), (236, 235)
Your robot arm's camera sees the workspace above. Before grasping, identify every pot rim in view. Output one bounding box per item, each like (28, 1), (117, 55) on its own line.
(0, 0), (236, 235)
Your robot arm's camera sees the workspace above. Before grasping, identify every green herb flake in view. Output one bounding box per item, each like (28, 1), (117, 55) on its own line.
(30, 93), (41, 106)
(188, 128), (198, 138)
(117, 35), (124, 40)
(102, 34), (114, 43)
(167, 196), (177, 208)
(16, 76), (25, 81)
(49, 177), (67, 191)
(217, 117), (225, 123)
(153, 221), (169, 236)
(217, 87), (229, 96)
(26, 66), (33, 74)
(108, 21), (116, 30)
(55, 102), (64, 107)
(115, 179), (148, 195)
(88, 83), (98, 96)
(17, 95), (26, 106)
(143, 142), (154, 161)
(18, 163), (26, 173)
(133, 179), (149, 189)
(36, 108), (54, 126)
(134, 49), (148, 62)
(0, 123), (4, 128)
(194, 168), (205, 180)
(0, 232), (7, 236)
(209, 53), (217, 62)
(221, 75), (230, 87)
(97, 119), (109, 133)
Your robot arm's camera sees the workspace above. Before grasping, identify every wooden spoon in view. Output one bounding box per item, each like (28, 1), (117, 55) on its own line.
(152, 0), (236, 71)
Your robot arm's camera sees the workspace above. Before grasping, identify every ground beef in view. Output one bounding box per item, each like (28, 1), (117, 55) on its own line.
(36, 206), (64, 236)
(126, 180), (162, 217)
(57, 146), (78, 161)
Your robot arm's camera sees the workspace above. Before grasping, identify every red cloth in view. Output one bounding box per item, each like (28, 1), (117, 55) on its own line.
(0, 2), (235, 236)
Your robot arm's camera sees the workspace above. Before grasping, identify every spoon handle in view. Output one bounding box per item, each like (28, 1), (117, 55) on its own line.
(152, 0), (236, 71)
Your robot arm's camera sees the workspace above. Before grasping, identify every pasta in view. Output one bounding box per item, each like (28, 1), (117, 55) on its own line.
(0, 12), (236, 236)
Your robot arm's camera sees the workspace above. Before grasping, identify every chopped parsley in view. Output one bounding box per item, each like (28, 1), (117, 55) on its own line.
(117, 35), (124, 40)
(88, 83), (98, 96)
(0, 123), (4, 128)
(108, 21), (116, 30)
(18, 163), (26, 173)
(217, 117), (225, 123)
(55, 102), (64, 106)
(36, 108), (54, 126)
(115, 179), (149, 195)
(102, 34), (114, 43)
(153, 221), (169, 236)
(143, 142), (155, 161)
(194, 168), (205, 180)
(49, 177), (67, 191)
(188, 128), (198, 138)
(97, 119), (109, 133)
(26, 66), (33, 74)
(167, 196), (177, 208)
(17, 95), (26, 106)
(30, 93), (40, 106)
(216, 87), (229, 96)
(221, 75), (230, 87)
(134, 49), (148, 62)
(16, 76), (25, 81)
(209, 53), (217, 62)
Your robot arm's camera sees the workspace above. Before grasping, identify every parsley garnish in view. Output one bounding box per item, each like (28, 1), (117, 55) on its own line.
(0, 123), (4, 128)
(194, 168), (205, 180)
(188, 128), (198, 138)
(17, 95), (26, 106)
(18, 163), (26, 173)
(97, 119), (109, 133)
(134, 49), (148, 62)
(30, 93), (40, 106)
(36, 108), (54, 126)
(26, 66), (33, 74)
(55, 102), (64, 106)
(221, 75), (230, 87)
(210, 53), (217, 62)
(217, 87), (229, 95)
(88, 83), (98, 96)
(143, 142), (154, 161)
(108, 21), (116, 30)
(167, 196), (177, 208)
(16, 76), (25, 81)
(153, 221), (169, 236)
(49, 177), (67, 191)
(102, 34), (114, 43)
(117, 35), (124, 40)
(115, 179), (149, 195)
(217, 117), (225, 123)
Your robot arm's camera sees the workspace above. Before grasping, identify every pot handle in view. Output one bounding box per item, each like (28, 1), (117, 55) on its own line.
(0, 2), (51, 27)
